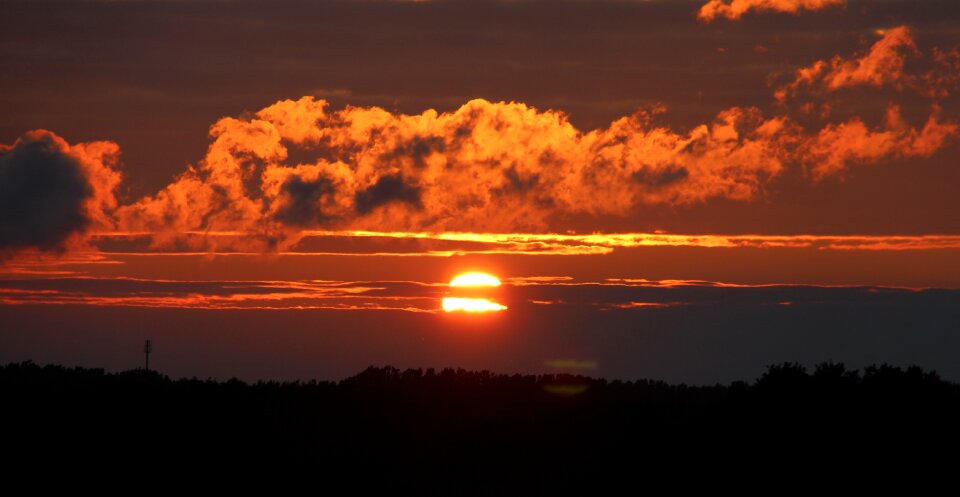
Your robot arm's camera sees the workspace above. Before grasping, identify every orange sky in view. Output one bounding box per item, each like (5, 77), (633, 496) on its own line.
(2, 0), (959, 383)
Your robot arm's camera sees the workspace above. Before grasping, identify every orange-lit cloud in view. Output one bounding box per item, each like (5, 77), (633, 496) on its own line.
(110, 80), (954, 249)
(920, 47), (960, 99)
(766, 27), (960, 178)
(801, 104), (957, 180)
(0, 130), (122, 256)
(116, 98), (796, 247)
(290, 231), (960, 253)
(5, 30), (958, 256)
(775, 26), (918, 102)
(697, 0), (844, 22)
(775, 26), (960, 103)
(605, 301), (678, 309)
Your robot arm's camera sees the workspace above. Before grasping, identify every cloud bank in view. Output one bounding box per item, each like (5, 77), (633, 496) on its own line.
(2, 20), (959, 255)
(116, 99), (795, 247)
(113, 90), (954, 248)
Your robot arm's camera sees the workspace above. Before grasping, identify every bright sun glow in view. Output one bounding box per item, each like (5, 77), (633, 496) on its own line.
(449, 272), (501, 287)
(441, 297), (508, 312)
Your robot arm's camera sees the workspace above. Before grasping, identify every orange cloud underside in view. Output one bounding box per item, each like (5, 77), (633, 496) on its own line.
(698, 0), (845, 22)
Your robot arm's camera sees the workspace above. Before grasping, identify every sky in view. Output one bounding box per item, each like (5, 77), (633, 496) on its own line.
(2, 0), (959, 383)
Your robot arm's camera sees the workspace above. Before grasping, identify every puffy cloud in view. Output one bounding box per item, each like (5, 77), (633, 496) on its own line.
(766, 27), (960, 179)
(6, 94), (953, 256)
(112, 93), (957, 248)
(697, 0), (844, 22)
(801, 105), (958, 180)
(776, 27), (918, 102)
(14, 23), (957, 255)
(117, 97), (796, 245)
(0, 130), (121, 255)
(262, 161), (356, 226)
(775, 26), (960, 104)
(354, 174), (423, 215)
(116, 115), (288, 249)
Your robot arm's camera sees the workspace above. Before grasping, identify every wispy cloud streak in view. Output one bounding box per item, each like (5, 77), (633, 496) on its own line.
(0, 276), (951, 311)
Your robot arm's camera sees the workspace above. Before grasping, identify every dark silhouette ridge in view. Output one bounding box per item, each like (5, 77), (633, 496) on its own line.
(3, 360), (958, 489)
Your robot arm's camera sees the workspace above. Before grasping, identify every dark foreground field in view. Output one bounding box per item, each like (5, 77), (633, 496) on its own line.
(4, 360), (959, 489)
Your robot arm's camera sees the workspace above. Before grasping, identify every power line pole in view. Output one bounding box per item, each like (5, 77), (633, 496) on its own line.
(144, 339), (152, 371)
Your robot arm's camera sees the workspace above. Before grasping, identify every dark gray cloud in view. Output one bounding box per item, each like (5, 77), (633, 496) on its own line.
(378, 135), (446, 169)
(273, 175), (336, 226)
(631, 164), (690, 189)
(354, 174), (422, 214)
(0, 133), (93, 253)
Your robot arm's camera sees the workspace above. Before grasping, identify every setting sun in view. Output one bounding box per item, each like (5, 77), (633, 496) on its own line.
(443, 272), (506, 312)
(449, 272), (501, 287)
(441, 297), (507, 312)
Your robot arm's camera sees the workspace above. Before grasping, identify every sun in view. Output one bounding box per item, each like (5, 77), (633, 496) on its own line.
(449, 272), (501, 288)
(442, 272), (506, 312)
(441, 297), (507, 312)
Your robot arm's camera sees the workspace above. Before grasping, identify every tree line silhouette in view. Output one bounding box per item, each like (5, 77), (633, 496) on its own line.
(3, 360), (958, 489)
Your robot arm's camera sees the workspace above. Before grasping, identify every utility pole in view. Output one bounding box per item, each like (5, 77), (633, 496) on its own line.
(144, 339), (152, 371)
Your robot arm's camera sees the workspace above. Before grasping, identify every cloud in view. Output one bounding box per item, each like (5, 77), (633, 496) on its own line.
(9, 95), (954, 255)
(918, 47), (960, 99)
(801, 104), (958, 180)
(775, 26), (960, 103)
(0, 277), (440, 311)
(117, 98), (796, 246)
(697, 0), (844, 22)
(0, 130), (121, 255)
(775, 26), (918, 102)
(116, 115), (290, 250)
(110, 89), (956, 248)
(0, 274), (951, 312)
(764, 27), (960, 178)
(354, 174), (423, 215)
(7, 26), (957, 255)
(269, 173), (337, 226)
